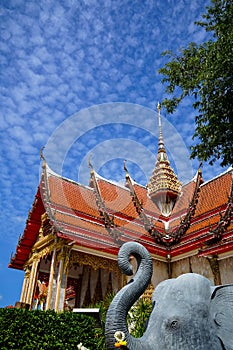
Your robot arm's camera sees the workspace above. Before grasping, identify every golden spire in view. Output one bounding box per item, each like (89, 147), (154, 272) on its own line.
(157, 101), (161, 114)
(157, 102), (165, 152)
(147, 103), (181, 216)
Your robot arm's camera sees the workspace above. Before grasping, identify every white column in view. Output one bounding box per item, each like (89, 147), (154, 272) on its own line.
(45, 248), (56, 310)
(25, 258), (39, 308)
(20, 267), (30, 303)
(54, 248), (69, 311)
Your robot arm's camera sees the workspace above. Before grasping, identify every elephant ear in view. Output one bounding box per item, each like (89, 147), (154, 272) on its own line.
(210, 284), (233, 350)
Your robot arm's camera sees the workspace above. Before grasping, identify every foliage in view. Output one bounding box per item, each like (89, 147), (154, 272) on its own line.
(127, 298), (152, 338)
(90, 292), (153, 341)
(88, 292), (116, 349)
(92, 292), (116, 325)
(159, 0), (233, 167)
(0, 308), (103, 350)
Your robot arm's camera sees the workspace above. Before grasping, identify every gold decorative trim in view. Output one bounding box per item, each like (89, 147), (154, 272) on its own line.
(57, 246), (72, 273)
(70, 250), (120, 273)
(33, 233), (55, 251)
(27, 238), (67, 266)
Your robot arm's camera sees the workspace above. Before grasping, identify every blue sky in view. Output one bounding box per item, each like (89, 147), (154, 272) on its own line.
(1, 0), (227, 308)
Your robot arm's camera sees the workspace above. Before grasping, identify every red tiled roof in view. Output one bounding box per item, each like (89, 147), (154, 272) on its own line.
(133, 183), (161, 217)
(186, 214), (220, 235)
(9, 187), (45, 269)
(97, 178), (138, 218)
(167, 181), (197, 231)
(9, 165), (233, 270)
(172, 181), (196, 216)
(55, 211), (109, 236)
(96, 178), (165, 232)
(48, 175), (100, 218)
(195, 172), (232, 216)
(114, 216), (149, 237)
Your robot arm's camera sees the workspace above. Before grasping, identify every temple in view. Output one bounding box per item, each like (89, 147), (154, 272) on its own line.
(9, 105), (233, 311)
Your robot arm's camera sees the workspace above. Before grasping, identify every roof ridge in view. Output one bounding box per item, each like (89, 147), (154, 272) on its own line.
(201, 166), (233, 186)
(132, 181), (147, 189)
(45, 163), (94, 191)
(94, 170), (130, 191)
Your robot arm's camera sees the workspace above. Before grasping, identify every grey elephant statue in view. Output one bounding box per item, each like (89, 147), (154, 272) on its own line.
(105, 241), (233, 349)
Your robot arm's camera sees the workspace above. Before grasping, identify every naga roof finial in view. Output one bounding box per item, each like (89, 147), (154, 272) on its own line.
(40, 146), (46, 162)
(123, 159), (129, 175)
(88, 154), (94, 173)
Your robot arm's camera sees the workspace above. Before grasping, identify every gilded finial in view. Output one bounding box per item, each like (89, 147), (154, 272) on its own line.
(157, 102), (161, 115)
(40, 146), (46, 161)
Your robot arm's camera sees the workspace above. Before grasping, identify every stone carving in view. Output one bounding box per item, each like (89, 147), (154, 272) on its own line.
(105, 241), (233, 350)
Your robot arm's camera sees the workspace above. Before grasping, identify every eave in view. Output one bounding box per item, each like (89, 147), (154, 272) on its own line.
(8, 186), (45, 270)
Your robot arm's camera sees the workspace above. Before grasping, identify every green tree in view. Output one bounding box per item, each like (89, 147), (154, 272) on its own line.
(159, 0), (233, 167)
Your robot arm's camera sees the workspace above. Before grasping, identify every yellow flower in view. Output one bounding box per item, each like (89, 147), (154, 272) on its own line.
(119, 340), (127, 346)
(114, 340), (127, 348)
(114, 331), (127, 348)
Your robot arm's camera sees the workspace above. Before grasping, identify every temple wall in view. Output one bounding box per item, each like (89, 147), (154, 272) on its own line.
(169, 255), (233, 286)
(171, 257), (191, 278)
(189, 256), (214, 283)
(121, 255), (233, 291)
(171, 255), (214, 284)
(219, 257), (233, 284)
(151, 259), (168, 287)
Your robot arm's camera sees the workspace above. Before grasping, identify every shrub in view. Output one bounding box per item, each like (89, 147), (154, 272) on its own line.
(0, 308), (103, 350)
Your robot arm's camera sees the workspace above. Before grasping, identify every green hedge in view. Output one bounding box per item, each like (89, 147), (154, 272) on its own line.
(0, 308), (105, 350)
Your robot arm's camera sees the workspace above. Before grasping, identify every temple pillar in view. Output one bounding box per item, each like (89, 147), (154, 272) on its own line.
(55, 247), (70, 311)
(49, 261), (59, 310)
(207, 255), (221, 285)
(45, 248), (57, 310)
(25, 256), (40, 308)
(20, 267), (30, 303)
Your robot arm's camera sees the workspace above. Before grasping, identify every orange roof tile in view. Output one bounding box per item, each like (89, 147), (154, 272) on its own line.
(97, 178), (138, 218)
(10, 163), (233, 272)
(133, 183), (161, 216)
(172, 181), (196, 216)
(48, 175), (100, 218)
(54, 211), (108, 236)
(195, 172), (232, 217)
(186, 214), (220, 235)
(114, 216), (149, 236)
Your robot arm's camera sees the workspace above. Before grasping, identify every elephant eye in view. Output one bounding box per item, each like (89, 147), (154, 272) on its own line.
(171, 320), (179, 329)
(166, 319), (180, 331)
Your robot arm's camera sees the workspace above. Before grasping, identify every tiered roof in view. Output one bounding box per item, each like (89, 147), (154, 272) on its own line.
(9, 107), (233, 269)
(9, 158), (233, 269)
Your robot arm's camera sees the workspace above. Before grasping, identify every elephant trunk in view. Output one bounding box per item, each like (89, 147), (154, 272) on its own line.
(105, 242), (153, 350)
